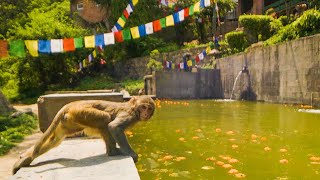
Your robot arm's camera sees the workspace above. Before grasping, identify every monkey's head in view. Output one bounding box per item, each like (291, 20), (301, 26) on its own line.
(130, 95), (155, 121)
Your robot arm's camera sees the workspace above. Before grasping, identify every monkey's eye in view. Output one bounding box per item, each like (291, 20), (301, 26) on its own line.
(141, 105), (147, 110)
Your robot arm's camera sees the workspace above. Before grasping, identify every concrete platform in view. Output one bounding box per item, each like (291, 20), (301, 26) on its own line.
(10, 138), (140, 180)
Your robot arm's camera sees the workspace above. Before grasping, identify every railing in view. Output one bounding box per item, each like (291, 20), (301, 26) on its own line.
(263, 0), (307, 13)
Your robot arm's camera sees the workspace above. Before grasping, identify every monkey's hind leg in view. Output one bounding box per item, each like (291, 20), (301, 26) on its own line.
(12, 124), (67, 174)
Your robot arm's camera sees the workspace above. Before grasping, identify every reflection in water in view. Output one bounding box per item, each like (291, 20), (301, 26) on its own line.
(129, 100), (320, 179)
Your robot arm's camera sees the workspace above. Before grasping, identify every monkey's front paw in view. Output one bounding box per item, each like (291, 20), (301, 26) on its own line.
(130, 153), (138, 163)
(12, 156), (32, 174)
(108, 148), (123, 156)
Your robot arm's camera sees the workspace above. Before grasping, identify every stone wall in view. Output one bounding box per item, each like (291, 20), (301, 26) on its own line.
(0, 91), (13, 114)
(217, 34), (320, 106)
(114, 47), (211, 80)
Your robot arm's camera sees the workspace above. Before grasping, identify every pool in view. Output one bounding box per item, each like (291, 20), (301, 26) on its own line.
(129, 100), (320, 179)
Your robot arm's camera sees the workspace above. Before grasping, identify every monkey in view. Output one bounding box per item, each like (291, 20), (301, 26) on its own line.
(12, 95), (155, 174)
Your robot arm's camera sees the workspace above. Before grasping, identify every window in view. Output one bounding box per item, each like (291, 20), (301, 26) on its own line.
(77, 3), (84, 10)
(95, 2), (101, 7)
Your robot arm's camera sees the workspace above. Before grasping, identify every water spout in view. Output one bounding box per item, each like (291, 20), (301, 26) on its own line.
(230, 71), (243, 100)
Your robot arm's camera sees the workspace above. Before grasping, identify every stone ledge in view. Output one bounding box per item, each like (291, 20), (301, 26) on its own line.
(10, 138), (140, 180)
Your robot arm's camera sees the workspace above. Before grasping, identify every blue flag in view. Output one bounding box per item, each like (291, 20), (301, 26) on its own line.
(95, 34), (104, 47)
(38, 40), (51, 53)
(138, 25), (146, 37)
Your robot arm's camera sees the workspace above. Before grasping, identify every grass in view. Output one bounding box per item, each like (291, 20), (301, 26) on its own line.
(0, 113), (37, 156)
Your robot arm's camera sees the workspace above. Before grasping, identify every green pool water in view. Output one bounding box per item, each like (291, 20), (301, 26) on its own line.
(128, 100), (320, 180)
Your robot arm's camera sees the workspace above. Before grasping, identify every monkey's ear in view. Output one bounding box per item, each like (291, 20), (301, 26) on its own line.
(129, 96), (138, 106)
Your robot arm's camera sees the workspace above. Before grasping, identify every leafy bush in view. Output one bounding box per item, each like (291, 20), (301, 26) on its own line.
(72, 74), (115, 91)
(239, 15), (274, 43)
(121, 79), (144, 95)
(225, 31), (249, 53)
(0, 114), (37, 155)
(265, 9), (320, 46)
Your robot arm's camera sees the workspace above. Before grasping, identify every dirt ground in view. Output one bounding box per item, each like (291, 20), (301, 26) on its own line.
(0, 104), (42, 180)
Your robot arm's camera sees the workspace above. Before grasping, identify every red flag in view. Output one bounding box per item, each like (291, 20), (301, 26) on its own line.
(114, 31), (124, 43)
(184, 8), (189, 18)
(153, 20), (162, 32)
(63, 38), (75, 52)
(100, 59), (106, 65)
(196, 56), (200, 63)
(123, 10), (129, 19)
(0, 40), (9, 58)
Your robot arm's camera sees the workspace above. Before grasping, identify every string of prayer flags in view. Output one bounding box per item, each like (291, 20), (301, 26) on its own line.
(38, 40), (51, 53)
(25, 40), (39, 57)
(0, 40), (8, 58)
(9, 40), (26, 57)
(51, 39), (63, 53)
(112, 1), (136, 32)
(166, 15), (174, 27)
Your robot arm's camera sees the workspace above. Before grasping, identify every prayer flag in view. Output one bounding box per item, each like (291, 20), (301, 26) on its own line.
(178, 9), (185, 22)
(122, 29), (132, 40)
(79, 62), (83, 71)
(203, 50), (207, 57)
(0, 40), (8, 58)
(189, 5), (194, 15)
(173, 13), (180, 24)
(194, 2), (200, 12)
(206, 46), (211, 54)
(63, 38), (75, 52)
(121, 15), (127, 22)
(180, 63), (184, 69)
(198, 53), (204, 60)
(74, 37), (84, 48)
(184, 61), (188, 69)
(93, 50), (97, 58)
(153, 20), (162, 32)
(25, 40), (39, 57)
(187, 60), (192, 67)
(130, 26), (140, 39)
(184, 8), (189, 18)
(38, 40), (51, 53)
(104, 32), (115, 45)
(166, 15), (174, 27)
(126, 4), (133, 14)
(138, 25), (146, 37)
(123, 10), (129, 19)
(200, 0), (205, 8)
(160, 18), (166, 28)
(83, 59), (87, 68)
(88, 54), (93, 62)
(114, 31), (124, 42)
(166, 61), (170, 68)
(196, 56), (200, 63)
(172, 63), (175, 69)
(204, 0), (211, 7)
(145, 22), (154, 35)
(84, 36), (95, 48)
(115, 23), (122, 31)
(95, 34), (104, 47)
(117, 18), (126, 27)
(9, 40), (26, 57)
(160, 0), (168, 6)
(132, 0), (138, 6)
(112, 26), (118, 32)
(51, 39), (63, 53)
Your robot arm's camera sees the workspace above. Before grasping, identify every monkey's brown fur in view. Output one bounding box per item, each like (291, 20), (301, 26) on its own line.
(12, 95), (155, 174)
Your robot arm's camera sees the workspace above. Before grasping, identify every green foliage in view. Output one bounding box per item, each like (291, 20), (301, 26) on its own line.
(0, 114), (37, 155)
(265, 9), (320, 46)
(239, 15), (274, 43)
(121, 79), (144, 95)
(225, 31), (249, 53)
(72, 74), (115, 91)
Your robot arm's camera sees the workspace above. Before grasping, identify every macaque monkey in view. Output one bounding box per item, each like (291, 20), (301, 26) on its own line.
(13, 95), (155, 174)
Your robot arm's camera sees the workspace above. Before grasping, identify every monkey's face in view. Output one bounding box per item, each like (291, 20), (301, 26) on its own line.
(138, 104), (154, 120)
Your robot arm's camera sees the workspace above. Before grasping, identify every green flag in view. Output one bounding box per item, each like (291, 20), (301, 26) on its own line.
(121, 15), (127, 22)
(9, 40), (25, 58)
(189, 5), (194, 16)
(122, 29), (132, 40)
(160, 18), (166, 28)
(74, 37), (84, 48)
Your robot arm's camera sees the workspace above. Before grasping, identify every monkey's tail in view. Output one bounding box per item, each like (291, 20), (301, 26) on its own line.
(32, 107), (66, 158)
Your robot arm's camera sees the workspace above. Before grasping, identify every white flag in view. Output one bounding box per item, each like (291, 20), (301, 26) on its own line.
(104, 32), (115, 45)
(180, 63), (184, 69)
(51, 39), (63, 53)
(145, 22), (154, 35)
(204, 0), (211, 7)
(126, 4), (133, 14)
(111, 26), (118, 32)
(178, 9), (185, 22)
(198, 53), (204, 60)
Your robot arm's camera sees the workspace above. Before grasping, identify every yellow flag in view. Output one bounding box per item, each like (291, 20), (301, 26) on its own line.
(132, 0), (139, 6)
(166, 15), (174, 27)
(130, 27), (140, 39)
(187, 60), (192, 67)
(93, 50), (97, 58)
(25, 40), (39, 57)
(84, 36), (95, 48)
(117, 18), (126, 27)
(206, 46), (211, 54)
(194, 2), (200, 12)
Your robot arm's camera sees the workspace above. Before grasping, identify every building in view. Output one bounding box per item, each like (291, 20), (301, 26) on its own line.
(237, 0), (308, 16)
(70, 0), (108, 23)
